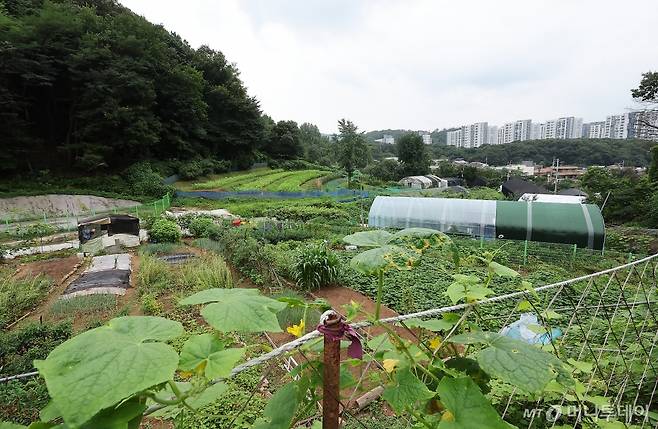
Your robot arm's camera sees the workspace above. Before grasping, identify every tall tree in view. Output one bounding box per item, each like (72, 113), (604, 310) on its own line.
(266, 120), (302, 160)
(336, 118), (370, 187)
(397, 133), (430, 176)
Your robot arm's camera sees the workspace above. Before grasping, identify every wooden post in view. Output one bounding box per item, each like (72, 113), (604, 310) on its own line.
(321, 310), (341, 429)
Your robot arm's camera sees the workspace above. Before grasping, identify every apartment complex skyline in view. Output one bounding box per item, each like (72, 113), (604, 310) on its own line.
(445, 109), (658, 147)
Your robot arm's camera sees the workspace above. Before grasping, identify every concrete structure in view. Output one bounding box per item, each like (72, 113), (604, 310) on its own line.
(534, 117), (582, 140)
(632, 110), (658, 141)
(487, 126), (498, 145)
(446, 129), (462, 146)
(375, 134), (395, 144)
(603, 114), (631, 139)
(492, 164), (535, 176)
(421, 134), (432, 145)
(585, 121), (605, 139)
(446, 123), (488, 148)
(497, 119), (532, 144)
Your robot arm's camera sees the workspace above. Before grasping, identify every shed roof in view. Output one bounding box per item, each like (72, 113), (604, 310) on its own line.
(558, 188), (589, 197)
(501, 178), (547, 196)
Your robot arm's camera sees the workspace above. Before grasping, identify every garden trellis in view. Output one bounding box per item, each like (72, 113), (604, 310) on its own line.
(141, 253), (658, 428)
(4, 253), (657, 427)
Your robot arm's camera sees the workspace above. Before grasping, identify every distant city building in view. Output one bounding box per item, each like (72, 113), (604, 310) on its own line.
(584, 121), (605, 139)
(603, 114), (631, 139)
(421, 134), (432, 145)
(487, 126), (498, 145)
(497, 119), (532, 144)
(533, 117), (582, 140)
(631, 110), (658, 141)
(375, 134), (395, 144)
(446, 129), (462, 146)
(446, 123), (487, 148)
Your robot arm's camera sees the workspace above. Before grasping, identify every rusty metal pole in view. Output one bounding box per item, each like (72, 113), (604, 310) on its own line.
(321, 311), (341, 429)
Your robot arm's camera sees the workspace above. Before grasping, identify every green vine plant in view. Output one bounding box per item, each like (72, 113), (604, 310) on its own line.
(0, 228), (647, 429)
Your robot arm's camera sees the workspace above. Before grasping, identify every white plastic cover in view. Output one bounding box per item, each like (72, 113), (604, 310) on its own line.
(368, 196), (497, 238)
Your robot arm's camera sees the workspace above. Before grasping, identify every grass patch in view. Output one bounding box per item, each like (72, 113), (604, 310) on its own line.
(0, 273), (52, 327)
(180, 254), (233, 291)
(49, 294), (117, 317)
(136, 255), (173, 296)
(138, 243), (183, 256)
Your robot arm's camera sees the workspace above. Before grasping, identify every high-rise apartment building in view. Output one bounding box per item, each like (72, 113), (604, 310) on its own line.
(421, 134), (432, 145)
(632, 110), (658, 141)
(533, 117), (581, 139)
(603, 114), (631, 139)
(446, 129), (462, 146)
(446, 122), (488, 147)
(584, 122), (605, 138)
(496, 120), (532, 144)
(487, 126), (498, 145)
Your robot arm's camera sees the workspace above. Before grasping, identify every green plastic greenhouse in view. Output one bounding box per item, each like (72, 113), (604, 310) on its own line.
(368, 196), (605, 250)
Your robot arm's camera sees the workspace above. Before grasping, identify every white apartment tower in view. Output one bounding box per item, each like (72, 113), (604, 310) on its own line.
(446, 129), (462, 146)
(487, 126), (498, 145)
(604, 114), (631, 139)
(534, 117), (581, 139)
(586, 122), (605, 139)
(421, 134), (432, 145)
(632, 110), (658, 141)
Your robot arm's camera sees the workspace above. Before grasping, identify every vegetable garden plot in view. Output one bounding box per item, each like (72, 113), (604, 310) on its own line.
(62, 254), (132, 298)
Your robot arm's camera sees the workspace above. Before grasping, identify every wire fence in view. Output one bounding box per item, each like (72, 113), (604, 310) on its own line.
(139, 253), (658, 427)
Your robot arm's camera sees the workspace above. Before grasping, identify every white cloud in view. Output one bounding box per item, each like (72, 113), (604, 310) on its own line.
(120, 0), (658, 133)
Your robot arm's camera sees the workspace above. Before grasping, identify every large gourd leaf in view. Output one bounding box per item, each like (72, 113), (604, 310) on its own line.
(343, 230), (393, 247)
(403, 317), (455, 332)
(449, 331), (568, 393)
(437, 377), (513, 429)
(180, 288), (286, 332)
(34, 316), (183, 427)
(178, 333), (245, 379)
(350, 245), (418, 276)
(252, 383), (300, 429)
(382, 367), (435, 413)
(392, 228), (451, 251)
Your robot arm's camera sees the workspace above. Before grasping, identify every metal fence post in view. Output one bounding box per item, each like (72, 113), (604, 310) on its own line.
(321, 311), (341, 429)
(572, 244), (577, 264)
(523, 240), (528, 265)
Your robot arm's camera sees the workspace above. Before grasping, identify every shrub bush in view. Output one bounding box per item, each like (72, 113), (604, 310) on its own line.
(140, 293), (162, 315)
(251, 220), (312, 244)
(123, 162), (175, 198)
(188, 217), (216, 238)
(291, 243), (339, 291)
(0, 321), (72, 374)
(149, 219), (181, 243)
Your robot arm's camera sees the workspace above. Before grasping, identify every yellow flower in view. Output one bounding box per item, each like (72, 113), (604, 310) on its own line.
(382, 358), (399, 373)
(429, 337), (442, 351)
(287, 319), (305, 337)
(441, 410), (455, 422)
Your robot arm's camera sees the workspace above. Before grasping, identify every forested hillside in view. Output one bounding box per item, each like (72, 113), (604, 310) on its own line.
(431, 138), (655, 166)
(0, 0), (264, 174)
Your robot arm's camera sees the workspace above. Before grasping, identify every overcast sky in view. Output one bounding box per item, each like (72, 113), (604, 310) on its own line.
(120, 0), (658, 134)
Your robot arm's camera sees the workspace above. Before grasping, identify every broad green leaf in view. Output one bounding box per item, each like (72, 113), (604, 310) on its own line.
(567, 358), (593, 374)
(343, 230), (393, 247)
(488, 261), (519, 278)
(584, 395), (610, 407)
(34, 316), (183, 427)
(541, 310), (563, 320)
(78, 399), (146, 429)
(179, 288), (259, 305)
(186, 382), (229, 409)
(381, 367), (435, 413)
(366, 333), (396, 353)
(349, 245), (418, 276)
(403, 317), (454, 332)
(516, 300), (533, 311)
(178, 333), (245, 379)
(0, 423), (27, 429)
(148, 382), (192, 419)
(40, 402), (60, 422)
(253, 383), (300, 429)
(437, 377), (511, 429)
(181, 288), (286, 332)
(391, 228), (450, 251)
(449, 331), (567, 393)
(445, 281), (493, 304)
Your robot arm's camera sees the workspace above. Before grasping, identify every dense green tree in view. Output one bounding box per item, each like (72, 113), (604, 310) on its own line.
(632, 71), (658, 103)
(0, 0), (264, 174)
(397, 133), (430, 176)
(363, 159), (402, 182)
(298, 122), (333, 165)
(649, 146), (658, 183)
(336, 119), (370, 187)
(265, 120), (302, 160)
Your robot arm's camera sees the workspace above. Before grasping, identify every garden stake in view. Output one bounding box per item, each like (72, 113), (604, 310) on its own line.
(320, 310), (341, 429)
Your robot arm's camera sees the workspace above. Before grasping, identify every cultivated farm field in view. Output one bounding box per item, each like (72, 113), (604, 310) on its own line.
(189, 168), (331, 191)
